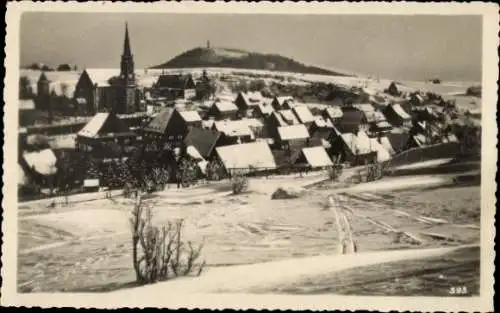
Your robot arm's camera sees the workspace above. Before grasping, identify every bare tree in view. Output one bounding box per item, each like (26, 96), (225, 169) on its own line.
(130, 197), (205, 284)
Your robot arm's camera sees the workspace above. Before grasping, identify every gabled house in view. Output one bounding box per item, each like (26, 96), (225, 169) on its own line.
(384, 103), (412, 128)
(154, 74), (196, 100)
(338, 108), (368, 134)
(252, 98), (275, 119)
(265, 110), (301, 144)
(76, 112), (138, 156)
(235, 91), (264, 117)
(142, 108), (200, 148)
(308, 116), (335, 148)
(328, 130), (378, 166)
(215, 141), (277, 176)
(271, 96), (295, 111)
(205, 100), (238, 120)
(183, 127), (223, 160)
(213, 120), (255, 145)
(275, 124), (310, 154)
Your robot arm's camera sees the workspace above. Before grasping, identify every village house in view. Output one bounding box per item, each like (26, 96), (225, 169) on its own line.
(383, 103), (413, 128)
(252, 98), (275, 119)
(76, 112), (138, 158)
(234, 91), (264, 117)
(337, 107), (369, 134)
(308, 116), (335, 148)
(213, 121), (253, 145)
(271, 96), (296, 111)
(323, 106), (344, 125)
(328, 130), (378, 166)
(183, 127), (223, 161)
(205, 100), (239, 120)
(294, 146), (333, 170)
(265, 110), (301, 142)
(212, 119), (264, 145)
(153, 73), (196, 101)
(275, 124), (310, 155)
(215, 141), (277, 176)
(141, 108), (201, 149)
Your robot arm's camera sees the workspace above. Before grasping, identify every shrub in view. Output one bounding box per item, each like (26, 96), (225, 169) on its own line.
(130, 197), (205, 285)
(232, 172), (249, 195)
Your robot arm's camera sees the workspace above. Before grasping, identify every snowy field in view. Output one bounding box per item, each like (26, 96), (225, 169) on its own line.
(18, 162), (480, 293)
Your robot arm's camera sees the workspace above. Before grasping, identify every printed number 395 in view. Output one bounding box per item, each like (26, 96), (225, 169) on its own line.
(449, 286), (468, 295)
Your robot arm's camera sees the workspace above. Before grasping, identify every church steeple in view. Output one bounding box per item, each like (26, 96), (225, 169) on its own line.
(123, 22), (132, 58)
(120, 22), (135, 83)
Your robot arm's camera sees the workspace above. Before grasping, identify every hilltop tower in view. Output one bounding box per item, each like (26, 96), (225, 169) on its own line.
(118, 22), (138, 114)
(207, 40), (211, 49)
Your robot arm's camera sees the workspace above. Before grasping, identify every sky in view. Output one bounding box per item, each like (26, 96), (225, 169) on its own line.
(20, 13), (482, 81)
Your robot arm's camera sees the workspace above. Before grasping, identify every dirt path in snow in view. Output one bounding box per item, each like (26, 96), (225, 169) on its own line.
(112, 245), (476, 295)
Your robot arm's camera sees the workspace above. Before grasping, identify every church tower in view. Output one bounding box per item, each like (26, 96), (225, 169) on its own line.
(118, 22), (138, 114)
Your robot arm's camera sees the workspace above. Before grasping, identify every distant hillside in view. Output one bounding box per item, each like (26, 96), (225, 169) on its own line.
(150, 47), (352, 77)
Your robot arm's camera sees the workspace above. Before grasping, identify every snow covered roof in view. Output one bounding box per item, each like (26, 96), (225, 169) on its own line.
(379, 136), (396, 156)
(23, 149), (58, 176)
(341, 130), (377, 155)
(292, 105), (315, 124)
(77, 113), (111, 138)
(324, 106), (343, 119)
(369, 138), (391, 162)
(213, 100), (238, 112)
(277, 124), (310, 141)
(186, 145), (204, 161)
(216, 141), (277, 171)
(78, 112), (133, 138)
(178, 110), (202, 123)
(301, 147), (333, 168)
(353, 103), (376, 113)
(314, 116), (334, 128)
(240, 91), (264, 106)
(275, 96), (294, 106)
(392, 103), (412, 120)
(214, 120), (254, 138)
(278, 109), (300, 125)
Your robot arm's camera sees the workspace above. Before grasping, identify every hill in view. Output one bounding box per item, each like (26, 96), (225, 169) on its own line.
(150, 47), (352, 76)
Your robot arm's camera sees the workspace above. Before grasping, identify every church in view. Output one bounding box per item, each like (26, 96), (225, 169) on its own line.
(73, 23), (145, 116)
